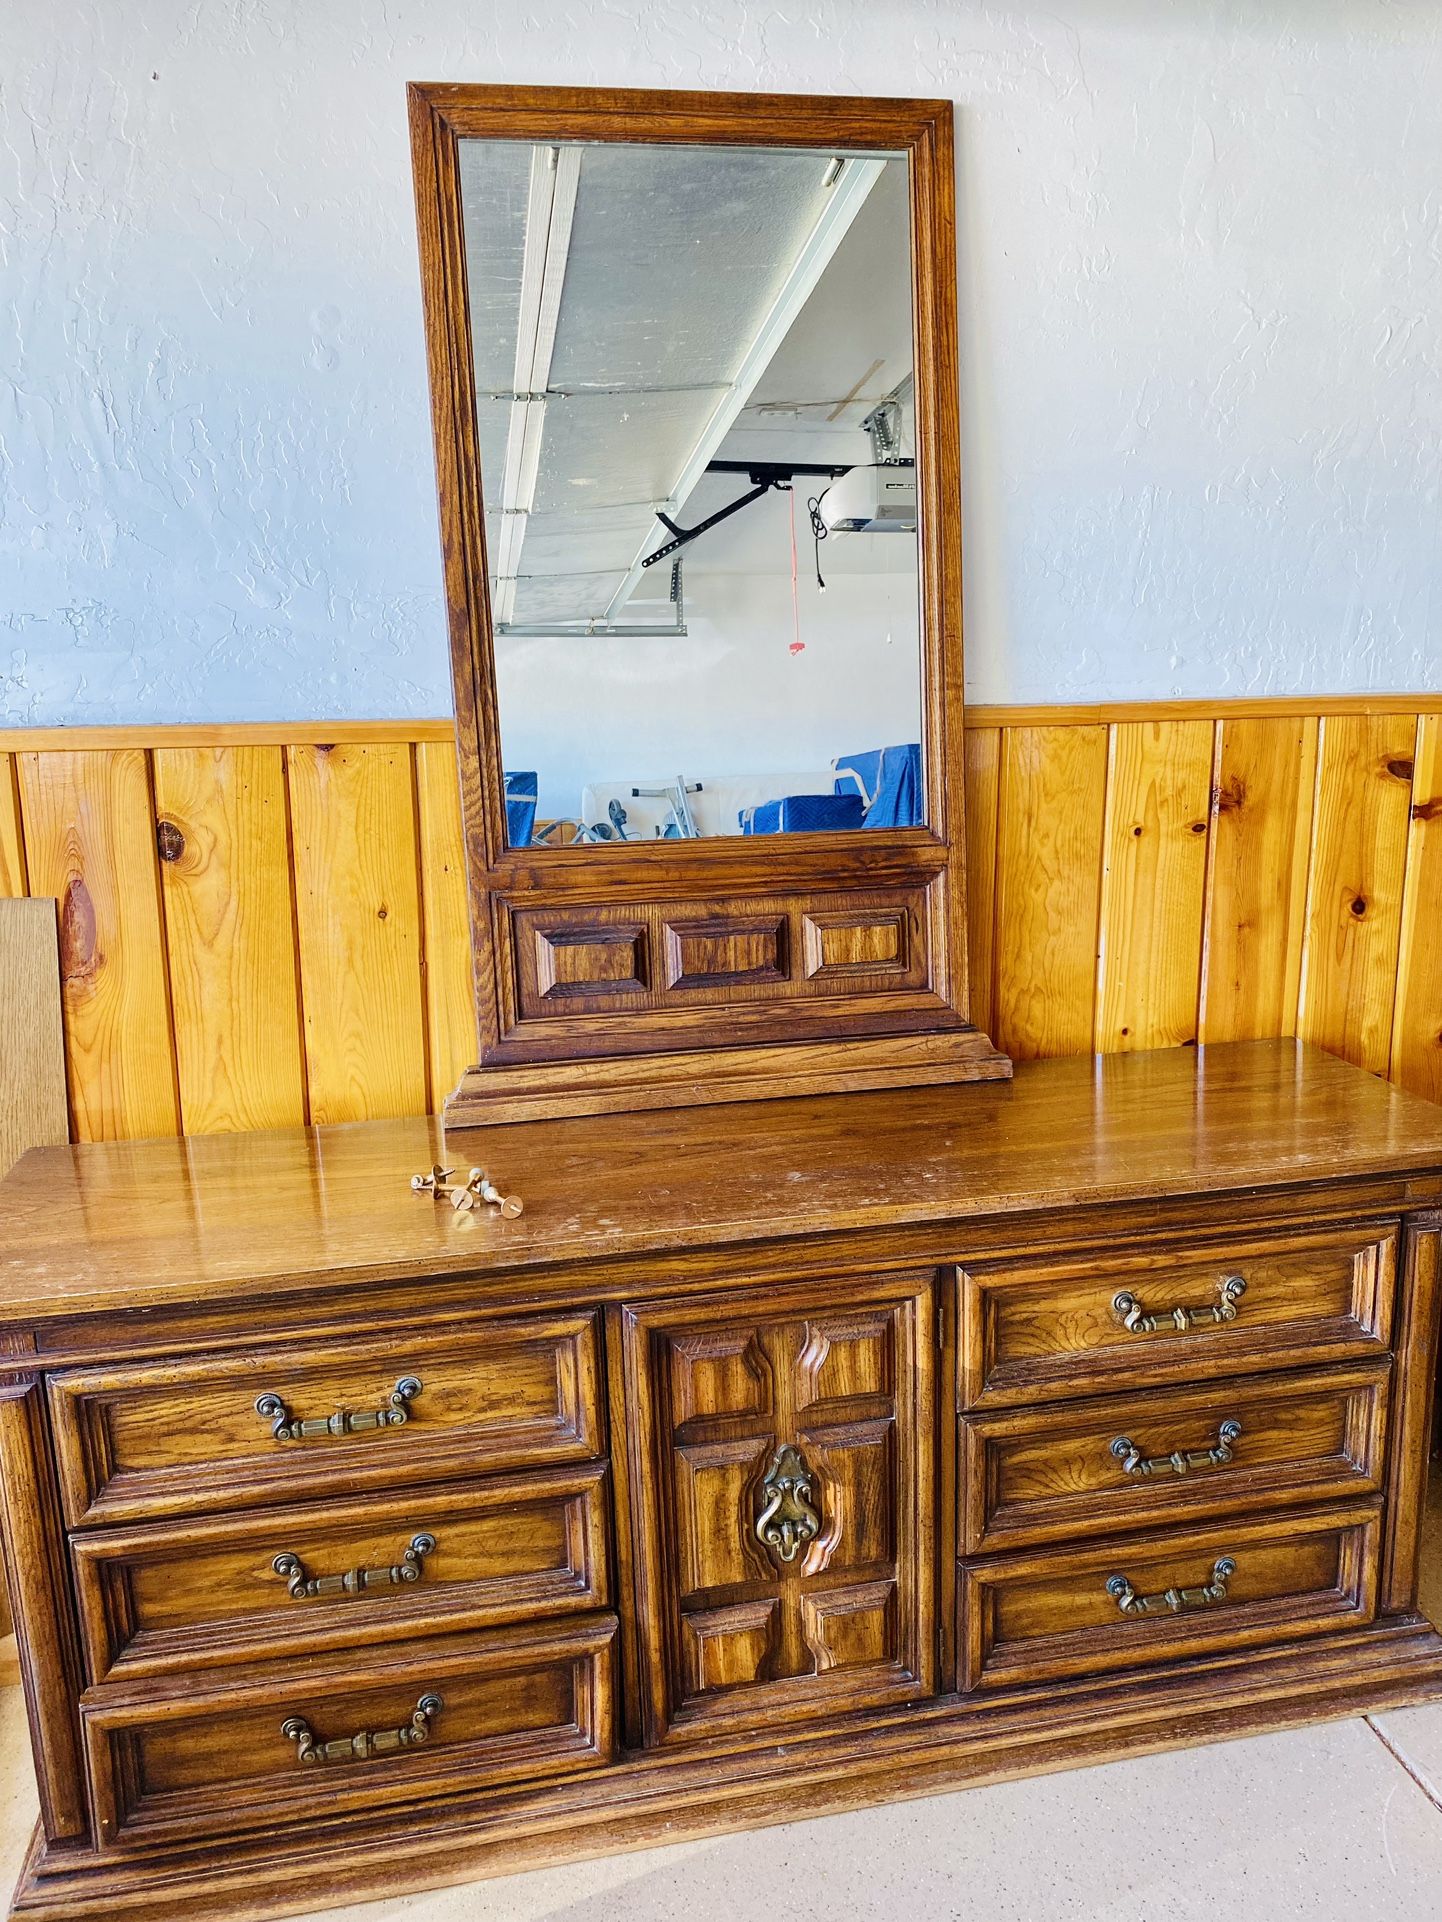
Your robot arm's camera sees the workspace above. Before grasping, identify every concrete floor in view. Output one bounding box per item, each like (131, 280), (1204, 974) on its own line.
(6, 1477), (1441, 1922)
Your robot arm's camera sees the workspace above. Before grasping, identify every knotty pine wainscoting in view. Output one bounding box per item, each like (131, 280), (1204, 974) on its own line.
(0, 696), (1438, 1144)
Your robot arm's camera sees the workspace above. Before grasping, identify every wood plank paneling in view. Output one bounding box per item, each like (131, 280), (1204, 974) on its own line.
(1392, 715), (1442, 1104)
(1096, 720), (1213, 1051)
(152, 747), (306, 1135)
(992, 725), (1108, 1060)
(963, 726), (1000, 1039)
(285, 743), (428, 1125)
(1298, 714), (1417, 1074)
(1201, 716), (1318, 1044)
(415, 740), (478, 1108)
(0, 756), (26, 897)
(16, 750), (179, 1142)
(1, 701), (1439, 1136)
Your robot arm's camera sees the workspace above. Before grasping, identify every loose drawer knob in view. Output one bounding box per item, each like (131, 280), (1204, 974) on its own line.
(1113, 1274), (1246, 1336)
(255, 1376), (422, 1443)
(1110, 1420), (1242, 1478)
(754, 1443), (821, 1567)
(282, 1692), (442, 1766)
(1106, 1556), (1236, 1616)
(272, 1532), (436, 1600)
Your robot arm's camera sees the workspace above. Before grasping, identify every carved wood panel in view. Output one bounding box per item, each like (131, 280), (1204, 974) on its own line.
(618, 1272), (935, 1744)
(508, 887), (934, 1032)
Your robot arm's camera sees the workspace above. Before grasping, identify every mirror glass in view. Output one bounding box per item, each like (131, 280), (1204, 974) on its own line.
(459, 138), (924, 845)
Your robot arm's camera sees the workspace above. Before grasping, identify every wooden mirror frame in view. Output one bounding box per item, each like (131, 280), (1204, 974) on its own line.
(408, 82), (1010, 1126)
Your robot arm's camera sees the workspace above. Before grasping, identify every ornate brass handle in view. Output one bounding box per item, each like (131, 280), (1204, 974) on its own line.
(1110, 1419), (1242, 1478)
(754, 1443), (821, 1567)
(282, 1692), (442, 1766)
(1106, 1556), (1235, 1615)
(255, 1376), (422, 1443)
(272, 1532), (436, 1600)
(1113, 1274), (1245, 1336)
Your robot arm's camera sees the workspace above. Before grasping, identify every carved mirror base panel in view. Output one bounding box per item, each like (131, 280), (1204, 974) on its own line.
(444, 1028), (1010, 1129)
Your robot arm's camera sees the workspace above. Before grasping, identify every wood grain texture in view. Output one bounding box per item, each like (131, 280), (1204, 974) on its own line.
(48, 1311), (601, 1527)
(0, 1383), (88, 1841)
(10, 1623), (1442, 1922)
(0, 1029), (1439, 1917)
(959, 1502), (1379, 1690)
(16, 750), (179, 1142)
(0, 756), (27, 897)
(1096, 720), (1213, 1051)
(963, 726), (1000, 1038)
(2, 1039), (1439, 1328)
(620, 1275), (934, 1744)
(960, 1360), (1388, 1554)
(1298, 715), (1417, 1073)
(0, 701), (1438, 1139)
(409, 84), (989, 1117)
(285, 744), (428, 1125)
(152, 747), (305, 1135)
(414, 741), (477, 1109)
(0, 900), (67, 1181)
(85, 1617), (617, 1849)
(1392, 715), (1442, 1102)
(1201, 715), (1318, 1043)
(992, 725), (1108, 1059)
(69, 1462), (609, 1681)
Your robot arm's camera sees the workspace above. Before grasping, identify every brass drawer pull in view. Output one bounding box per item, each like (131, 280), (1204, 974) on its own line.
(1110, 1419), (1242, 1478)
(272, 1532), (436, 1600)
(255, 1376), (422, 1443)
(282, 1692), (442, 1766)
(1106, 1556), (1236, 1615)
(754, 1443), (821, 1566)
(1113, 1274), (1246, 1335)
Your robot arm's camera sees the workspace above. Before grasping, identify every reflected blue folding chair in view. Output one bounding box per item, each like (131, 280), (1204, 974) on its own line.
(503, 772), (538, 846)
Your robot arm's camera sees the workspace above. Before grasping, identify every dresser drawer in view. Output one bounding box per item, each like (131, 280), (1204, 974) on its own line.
(71, 1463), (610, 1683)
(84, 1616), (617, 1848)
(619, 1271), (935, 1745)
(959, 1502), (1379, 1690)
(960, 1361), (1389, 1553)
(959, 1222), (1395, 1409)
(48, 1313), (601, 1526)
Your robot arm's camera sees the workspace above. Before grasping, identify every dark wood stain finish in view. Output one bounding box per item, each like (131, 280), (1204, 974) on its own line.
(406, 83), (1007, 1124)
(0, 1038), (1439, 1921)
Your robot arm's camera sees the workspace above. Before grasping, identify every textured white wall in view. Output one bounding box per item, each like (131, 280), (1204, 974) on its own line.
(3, 0), (1439, 726)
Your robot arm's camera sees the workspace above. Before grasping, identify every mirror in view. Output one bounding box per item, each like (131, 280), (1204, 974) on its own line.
(458, 139), (924, 845)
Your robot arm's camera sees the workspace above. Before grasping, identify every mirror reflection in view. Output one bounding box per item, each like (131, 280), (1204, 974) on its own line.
(460, 139), (924, 844)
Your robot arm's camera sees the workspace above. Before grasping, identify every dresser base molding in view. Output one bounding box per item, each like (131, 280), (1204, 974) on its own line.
(13, 1619), (1442, 1922)
(444, 1027), (1011, 1127)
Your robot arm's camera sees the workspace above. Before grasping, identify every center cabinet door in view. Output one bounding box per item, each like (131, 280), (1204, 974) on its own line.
(615, 1272), (936, 1745)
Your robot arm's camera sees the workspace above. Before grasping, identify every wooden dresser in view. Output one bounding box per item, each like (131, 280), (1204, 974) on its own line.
(0, 1039), (1439, 1920)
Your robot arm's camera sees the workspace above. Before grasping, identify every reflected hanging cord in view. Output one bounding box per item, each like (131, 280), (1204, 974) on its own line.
(807, 489), (829, 591)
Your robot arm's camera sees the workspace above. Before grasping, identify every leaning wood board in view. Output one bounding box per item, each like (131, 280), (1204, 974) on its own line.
(0, 1039), (1440, 1921)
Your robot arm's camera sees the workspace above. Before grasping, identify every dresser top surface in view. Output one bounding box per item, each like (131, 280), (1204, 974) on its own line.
(2, 1040), (1440, 1324)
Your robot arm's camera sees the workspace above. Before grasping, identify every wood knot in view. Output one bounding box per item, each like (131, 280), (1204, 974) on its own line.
(377, 903), (389, 921)
(155, 820), (186, 863)
(1350, 896), (1367, 919)
(1214, 778), (1245, 814)
(1386, 759), (1414, 783)
(60, 877), (98, 982)
(1413, 796), (1442, 824)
